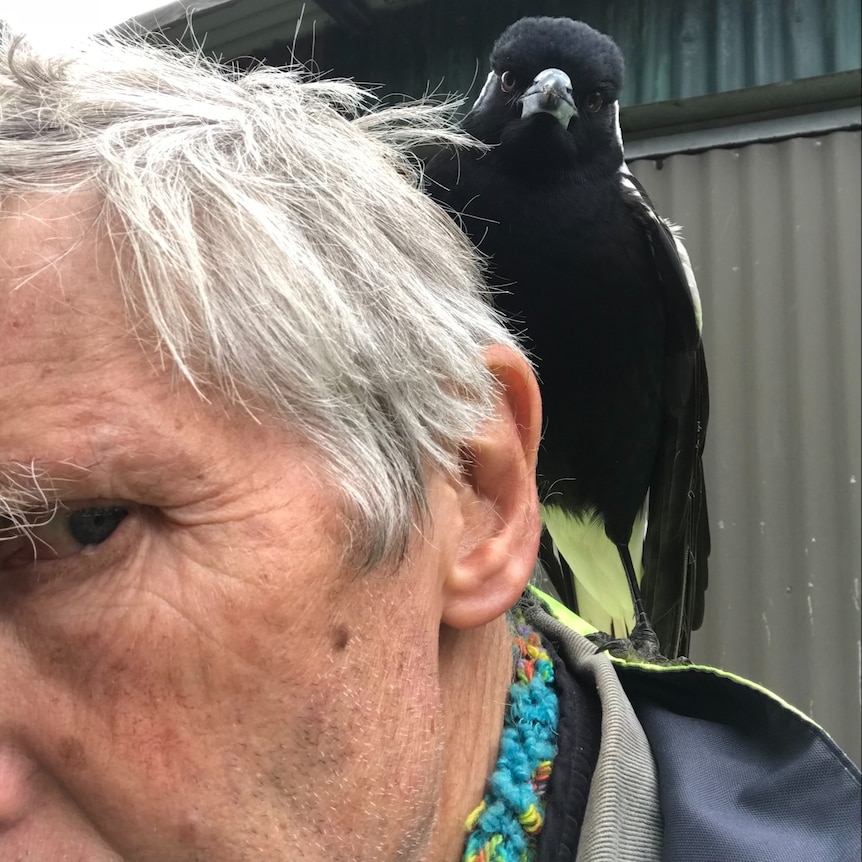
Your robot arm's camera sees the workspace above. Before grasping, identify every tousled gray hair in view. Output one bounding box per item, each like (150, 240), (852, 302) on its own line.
(0, 32), (524, 567)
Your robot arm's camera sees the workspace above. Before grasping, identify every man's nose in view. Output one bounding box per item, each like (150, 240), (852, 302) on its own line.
(0, 742), (33, 833)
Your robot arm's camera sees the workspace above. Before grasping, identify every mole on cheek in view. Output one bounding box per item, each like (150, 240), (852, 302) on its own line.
(331, 625), (350, 652)
(177, 818), (199, 846)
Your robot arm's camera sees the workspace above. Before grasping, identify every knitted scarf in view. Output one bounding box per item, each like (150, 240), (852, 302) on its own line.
(462, 611), (560, 862)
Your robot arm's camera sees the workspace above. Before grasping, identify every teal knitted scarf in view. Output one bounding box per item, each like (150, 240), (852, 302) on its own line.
(461, 610), (559, 862)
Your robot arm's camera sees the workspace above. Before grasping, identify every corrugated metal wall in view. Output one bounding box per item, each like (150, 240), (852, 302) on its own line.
(276, 0), (861, 105)
(170, 0), (862, 107)
(629, 129), (862, 763)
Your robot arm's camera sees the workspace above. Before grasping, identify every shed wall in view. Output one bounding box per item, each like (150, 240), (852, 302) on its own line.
(279, 0), (862, 106)
(157, 0), (862, 109)
(629, 129), (861, 763)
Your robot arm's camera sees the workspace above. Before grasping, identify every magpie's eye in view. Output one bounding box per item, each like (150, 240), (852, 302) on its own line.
(500, 71), (516, 93)
(584, 92), (603, 113)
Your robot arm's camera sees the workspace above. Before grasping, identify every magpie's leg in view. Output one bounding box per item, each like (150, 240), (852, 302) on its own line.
(588, 543), (665, 662)
(616, 542), (650, 630)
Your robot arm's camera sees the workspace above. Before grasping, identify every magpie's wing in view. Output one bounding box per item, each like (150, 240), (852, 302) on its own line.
(620, 167), (710, 658)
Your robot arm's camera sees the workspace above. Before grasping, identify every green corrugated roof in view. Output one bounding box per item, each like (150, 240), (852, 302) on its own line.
(305, 0), (861, 107)
(136, 0), (861, 136)
(146, 0), (861, 101)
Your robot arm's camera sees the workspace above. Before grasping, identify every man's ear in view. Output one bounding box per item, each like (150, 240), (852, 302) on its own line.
(441, 345), (542, 629)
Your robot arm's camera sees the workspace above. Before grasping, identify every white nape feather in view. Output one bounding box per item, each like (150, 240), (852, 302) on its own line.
(470, 71), (496, 112)
(542, 503), (647, 638)
(611, 101), (623, 152)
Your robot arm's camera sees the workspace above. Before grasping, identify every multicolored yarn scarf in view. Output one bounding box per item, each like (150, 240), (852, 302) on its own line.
(462, 610), (559, 862)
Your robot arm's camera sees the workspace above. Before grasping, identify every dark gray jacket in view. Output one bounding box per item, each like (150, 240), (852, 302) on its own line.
(523, 590), (861, 862)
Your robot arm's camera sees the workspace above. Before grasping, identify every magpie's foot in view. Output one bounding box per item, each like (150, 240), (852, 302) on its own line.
(586, 622), (691, 666)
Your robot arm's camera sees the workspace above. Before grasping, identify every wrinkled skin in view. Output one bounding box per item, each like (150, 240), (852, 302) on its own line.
(0, 194), (541, 861)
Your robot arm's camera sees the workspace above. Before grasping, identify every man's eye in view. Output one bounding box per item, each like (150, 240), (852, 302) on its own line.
(67, 507), (128, 546)
(0, 504), (130, 571)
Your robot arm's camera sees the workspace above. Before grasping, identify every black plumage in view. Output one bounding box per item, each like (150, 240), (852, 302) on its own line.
(426, 16), (710, 658)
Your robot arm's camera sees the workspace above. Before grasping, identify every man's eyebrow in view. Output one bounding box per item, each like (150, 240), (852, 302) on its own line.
(0, 459), (91, 522)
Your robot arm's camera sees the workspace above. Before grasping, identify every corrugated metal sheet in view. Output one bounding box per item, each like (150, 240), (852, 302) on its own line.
(162, 0), (862, 107)
(628, 129), (862, 764)
(136, 0), (420, 53)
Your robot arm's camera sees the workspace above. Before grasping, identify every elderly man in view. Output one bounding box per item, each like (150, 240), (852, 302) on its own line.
(0, 33), (859, 862)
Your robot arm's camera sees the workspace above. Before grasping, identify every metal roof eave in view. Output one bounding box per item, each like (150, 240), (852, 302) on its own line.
(622, 70), (862, 142)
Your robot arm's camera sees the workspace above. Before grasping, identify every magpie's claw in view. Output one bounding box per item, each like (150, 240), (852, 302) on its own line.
(586, 622), (691, 666)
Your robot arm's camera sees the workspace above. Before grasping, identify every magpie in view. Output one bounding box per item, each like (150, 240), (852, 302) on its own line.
(425, 16), (710, 659)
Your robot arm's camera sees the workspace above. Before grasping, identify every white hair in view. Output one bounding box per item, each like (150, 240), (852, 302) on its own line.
(0, 32), (524, 567)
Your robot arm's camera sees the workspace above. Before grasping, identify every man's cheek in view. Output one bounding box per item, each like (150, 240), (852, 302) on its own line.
(19, 607), (204, 766)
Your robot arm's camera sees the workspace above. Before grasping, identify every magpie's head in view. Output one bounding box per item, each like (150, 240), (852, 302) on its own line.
(464, 17), (625, 173)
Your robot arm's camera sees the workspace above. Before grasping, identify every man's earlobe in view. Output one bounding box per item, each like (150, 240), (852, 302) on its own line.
(441, 346), (542, 629)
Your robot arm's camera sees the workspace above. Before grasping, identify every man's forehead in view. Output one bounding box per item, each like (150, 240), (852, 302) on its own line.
(0, 190), (103, 263)
(0, 194), (165, 478)
(0, 192), (130, 351)
(1, 192), (110, 305)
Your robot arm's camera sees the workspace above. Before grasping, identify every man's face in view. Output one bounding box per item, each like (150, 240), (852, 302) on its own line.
(0, 196), (467, 860)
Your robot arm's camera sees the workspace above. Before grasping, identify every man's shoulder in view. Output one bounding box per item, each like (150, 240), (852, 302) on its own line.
(618, 659), (861, 862)
(524, 588), (862, 862)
